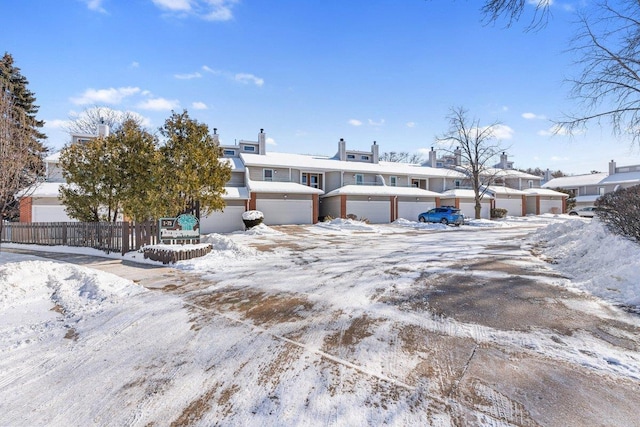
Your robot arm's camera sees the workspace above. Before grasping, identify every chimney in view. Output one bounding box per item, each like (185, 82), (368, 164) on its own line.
(544, 168), (552, 182)
(500, 152), (508, 169)
(371, 141), (379, 164)
(429, 147), (437, 167)
(609, 159), (616, 175)
(338, 138), (346, 161)
(97, 118), (109, 137)
(258, 128), (266, 155)
(212, 127), (219, 144)
(454, 147), (462, 166)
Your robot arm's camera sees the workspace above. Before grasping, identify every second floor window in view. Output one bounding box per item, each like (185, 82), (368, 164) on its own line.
(223, 149), (235, 156)
(243, 145), (256, 152)
(355, 174), (364, 185)
(390, 176), (397, 186)
(264, 169), (274, 181)
(361, 155), (369, 161)
(455, 180), (461, 188)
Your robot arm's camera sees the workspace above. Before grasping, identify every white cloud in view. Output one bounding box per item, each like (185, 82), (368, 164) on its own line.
(70, 87), (141, 105)
(191, 101), (208, 110)
(202, 65), (217, 73)
(152, 0), (191, 12)
(266, 137), (276, 146)
(151, 0), (239, 21)
(44, 119), (71, 129)
(527, 0), (553, 7)
(522, 112), (546, 120)
(348, 119), (362, 126)
(137, 97), (180, 111)
(538, 124), (581, 136)
(368, 119), (385, 126)
(174, 71), (202, 80)
(488, 124), (514, 140)
(406, 122), (416, 128)
(83, 0), (107, 13)
(234, 73), (264, 87)
(129, 61), (140, 69)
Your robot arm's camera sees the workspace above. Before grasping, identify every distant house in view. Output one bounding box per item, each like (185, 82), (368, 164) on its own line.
(542, 160), (640, 208)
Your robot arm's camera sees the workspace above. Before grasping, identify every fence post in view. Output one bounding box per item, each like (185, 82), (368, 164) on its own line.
(122, 221), (130, 255)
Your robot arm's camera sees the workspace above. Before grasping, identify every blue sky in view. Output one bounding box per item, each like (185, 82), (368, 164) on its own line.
(4, 0), (640, 174)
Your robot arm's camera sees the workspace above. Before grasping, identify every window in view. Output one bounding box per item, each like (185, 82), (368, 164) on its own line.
(301, 174), (307, 185)
(243, 145), (256, 152)
(390, 176), (397, 187)
(361, 155), (369, 161)
(599, 187), (605, 195)
(455, 180), (461, 188)
(355, 174), (364, 185)
(223, 149), (235, 156)
(263, 169), (274, 181)
(528, 180), (533, 188)
(347, 154), (356, 160)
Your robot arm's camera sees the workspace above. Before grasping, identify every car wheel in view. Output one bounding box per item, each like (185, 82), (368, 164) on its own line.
(569, 212), (578, 216)
(440, 218), (449, 225)
(418, 216), (426, 223)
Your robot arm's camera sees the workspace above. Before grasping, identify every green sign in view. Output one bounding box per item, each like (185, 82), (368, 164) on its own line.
(159, 214), (200, 242)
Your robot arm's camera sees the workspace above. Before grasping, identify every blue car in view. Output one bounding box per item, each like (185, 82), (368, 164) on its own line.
(418, 206), (464, 226)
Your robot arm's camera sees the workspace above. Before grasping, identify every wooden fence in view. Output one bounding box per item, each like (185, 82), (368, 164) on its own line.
(0, 221), (158, 255)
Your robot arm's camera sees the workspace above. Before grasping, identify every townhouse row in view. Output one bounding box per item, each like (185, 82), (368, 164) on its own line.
(18, 129), (568, 233)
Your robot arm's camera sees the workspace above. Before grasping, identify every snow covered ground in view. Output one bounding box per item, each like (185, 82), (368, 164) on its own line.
(1, 214), (639, 426)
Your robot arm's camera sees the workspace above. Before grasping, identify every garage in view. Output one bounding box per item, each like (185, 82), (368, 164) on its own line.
(398, 201), (436, 222)
(200, 204), (246, 234)
(32, 204), (75, 222)
(347, 199), (389, 223)
(497, 198), (524, 217)
(257, 198), (313, 225)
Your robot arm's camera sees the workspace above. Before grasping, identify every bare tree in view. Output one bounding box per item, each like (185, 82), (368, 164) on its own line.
(0, 90), (45, 235)
(380, 151), (424, 164)
(436, 107), (506, 219)
(555, 1), (640, 146)
(480, 0), (551, 28)
(65, 106), (146, 135)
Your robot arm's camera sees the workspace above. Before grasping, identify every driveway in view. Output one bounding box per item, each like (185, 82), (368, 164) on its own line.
(2, 222), (639, 426)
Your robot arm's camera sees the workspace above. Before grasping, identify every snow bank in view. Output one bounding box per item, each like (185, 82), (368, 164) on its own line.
(532, 219), (640, 308)
(392, 218), (448, 230)
(314, 218), (378, 232)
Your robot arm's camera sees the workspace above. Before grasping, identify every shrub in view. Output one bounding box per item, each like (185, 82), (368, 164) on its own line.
(595, 184), (640, 243)
(491, 208), (508, 219)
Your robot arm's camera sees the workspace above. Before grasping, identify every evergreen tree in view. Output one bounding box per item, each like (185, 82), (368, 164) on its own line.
(59, 119), (159, 222)
(0, 52), (47, 222)
(157, 110), (231, 217)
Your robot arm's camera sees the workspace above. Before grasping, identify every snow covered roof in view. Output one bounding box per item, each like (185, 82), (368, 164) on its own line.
(542, 173), (607, 188)
(440, 189), (493, 199)
(322, 185), (442, 198)
(16, 182), (65, 198)
(240, 152), (467, 179)
(45, 151), (61, 163)
(222, 186), (249, 200)
(247, 180), (324, 195)
(221, 157), (245, 172)
(600, 170), (640, 185)
(483, 185), (526, 196)
(523, 188), (569, 197)
(453, 165), (542, 181)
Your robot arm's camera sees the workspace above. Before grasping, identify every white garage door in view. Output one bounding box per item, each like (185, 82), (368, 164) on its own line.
(200, 205), (246, 234)
(459, 202), (490, 219)
(398, 201), (436, 222)
(257, 199), (312, 225)
(32, 205), (75, 222)
(540, 200), (562, 214)
(347, 200), (389, 223)
(497, 198), (523, 217)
